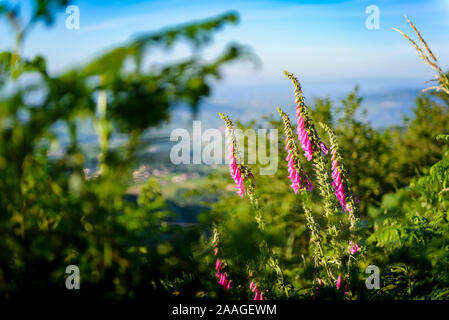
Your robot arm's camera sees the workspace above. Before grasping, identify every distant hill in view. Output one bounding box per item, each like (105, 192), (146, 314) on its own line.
(51, 86), (421, 163)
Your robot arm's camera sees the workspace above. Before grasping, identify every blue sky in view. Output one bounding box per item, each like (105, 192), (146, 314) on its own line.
(1, 0), (449, 125)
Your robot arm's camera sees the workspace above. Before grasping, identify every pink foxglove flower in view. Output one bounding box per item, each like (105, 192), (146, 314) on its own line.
(336, 274), (342, 290)
(251, 284), (257, 292)
(249, 280), (255, 290)
(253, 288), (264, 300)
(321, 121), (358, 230)
(228, 144), (245, 198)
(220, 113), (247, 198)
(211, 227), (233, 293)
(319, 141), (329, 155)
(349, 241), (360, 255)
(296, 111), (313, 161)
(331, 148), (349, 211)
(215, 259), (222, 271)
(253, 290), (259, 300)
(286, 152), (312, 193)
(216, 271), (231, 292)
(278, 108), (313, 193)
(212, 229), (219, 255)
(248, 277), (264, 300)
(219, 273), (228, 287)
(286, 71), (329, 161)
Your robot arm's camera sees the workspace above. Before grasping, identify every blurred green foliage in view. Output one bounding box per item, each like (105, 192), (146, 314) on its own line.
(0, 1), (249, 300)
